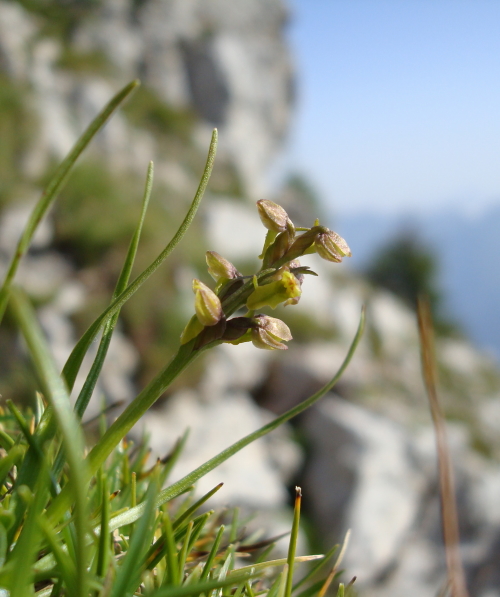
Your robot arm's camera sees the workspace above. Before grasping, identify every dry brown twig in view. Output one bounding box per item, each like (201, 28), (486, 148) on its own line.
(417, 297), (469, 597)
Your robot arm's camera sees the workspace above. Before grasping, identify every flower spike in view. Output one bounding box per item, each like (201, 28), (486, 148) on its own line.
(206, 251), (239, 281)
(246, 270), (301, 310)
(257, 199), (290, 232)
(315, 230), (351, 263)
(251, 315), (292, 350)
(192, 279), (223, 326)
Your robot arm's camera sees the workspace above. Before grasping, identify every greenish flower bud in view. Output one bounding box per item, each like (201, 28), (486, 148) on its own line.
(315, 230), (351, 263)
(180, 315), (204, 344)
(262, 229), (293, 268)
(193, 279), (223, 326)
(206, 251), (239, 281)
(251, 315), (292, 350)
(257, 200), (290, 232)
(280, 226), (325, 263)
(246, 270), (302, 310)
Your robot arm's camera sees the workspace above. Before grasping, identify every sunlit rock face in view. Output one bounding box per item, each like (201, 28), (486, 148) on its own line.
(0, 0), (294, 411)
(4, 2), (500, 596)
(0, 0), (293, 198)
(86, 0), (293, 198)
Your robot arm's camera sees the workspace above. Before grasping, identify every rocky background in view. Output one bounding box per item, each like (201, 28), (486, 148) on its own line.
(1, 1), (500, 596)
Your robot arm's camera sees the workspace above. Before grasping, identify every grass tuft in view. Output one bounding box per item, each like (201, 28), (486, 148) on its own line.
(0, 80), (360, 597)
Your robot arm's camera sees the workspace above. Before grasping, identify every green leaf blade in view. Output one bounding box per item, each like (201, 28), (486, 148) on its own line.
(0, 80), (139, 325)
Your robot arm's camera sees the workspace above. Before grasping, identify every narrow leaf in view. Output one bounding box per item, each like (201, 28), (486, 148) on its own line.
(163, 508), (180, 586)
(200, 525), (225, 581)
(38, 516), (78, 596)
(72, 161), (154, 420)
(285, 487), (302, 597)
(62, 129), (218, 391)
(0, 445), (26, 488)
(109, 478), (158, 597)
(146, 569), (262, 597)
(0, 80), (139, 324)
(96, 475), (111, 580)
(7, 468), (49, 595)
(292, 544), (339, 591)
(89, 309), (365, 533)
(173, 483), (224, 530)
(9, 287), (89, 597)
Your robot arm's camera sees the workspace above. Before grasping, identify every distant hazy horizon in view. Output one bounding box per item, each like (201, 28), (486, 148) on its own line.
(337, 202), (500, 360)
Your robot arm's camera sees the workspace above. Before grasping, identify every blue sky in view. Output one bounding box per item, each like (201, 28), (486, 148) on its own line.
(285, 1), (500, 216)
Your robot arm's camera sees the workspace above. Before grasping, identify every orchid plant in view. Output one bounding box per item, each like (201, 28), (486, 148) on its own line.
(0, 80), (363, 597)
(180, 199), (351, 351)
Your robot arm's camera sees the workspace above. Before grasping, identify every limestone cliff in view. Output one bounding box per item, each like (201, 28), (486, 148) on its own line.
(2, 2), (500, 596)
(0, 0), (293, 198)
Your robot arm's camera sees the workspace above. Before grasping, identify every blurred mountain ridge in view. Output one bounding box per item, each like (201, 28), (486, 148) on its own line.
(338, 204), (500, 360)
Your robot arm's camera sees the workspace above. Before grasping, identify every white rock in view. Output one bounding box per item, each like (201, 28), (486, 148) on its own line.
(303, 397), (424, 585)
(0, 1), (36, 79)
(368, 289), (419, 356)
(0, 201), (53, 256)
(204, 199), (264, 262)
(16, 253), (71, 300)
(199, 342), (271, 400)
(134, 389), (290, 508)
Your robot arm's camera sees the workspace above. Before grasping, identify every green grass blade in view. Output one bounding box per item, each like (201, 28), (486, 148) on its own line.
(162, 508), (180, 586)
(49, 304), (363, 530)
(147, 570), (262, 597)
(61, 128), (218, 392)
(96, 475), (111, 580)
(9, 287), (90, 597)
(0, 444), (25, 488)
(109, 477), (158, 597)
(0, 525), (8, 569)
(51, 161), (154, 485)
(177, 520), (193, 583)
(6, 480), (49, 596)
(200, 525), (225, 581)
(185, 511), (213, 560)
(216, 546), (235, 597)
(86, 339), (199, 475)
(92, 308), (364, 533)
(265, 570), (284, 597)
(72, 161), (154, 421)
(276, 566), (288, 597)
(144, 510), (213, 574)
(0, 80), (139, 325)
(255, 544), (277, 564)
(0, 427), (15, 450)
(285, 487), (302, 597)
(173, 483), (224, 531)
(295, 579), (325, 597)
(139, 308), (365, 510)
(38, 516), (78, 595)
(292, 545), (339, 592)
(316, 530), (351, 597)
(245, 580), (255, 597)
(160, 429), (190, 486)
(44, 344), (199, 524)
(230, 556), (323, 579)
(70, 162), (153, 418)
(6, 400), (59, 497)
